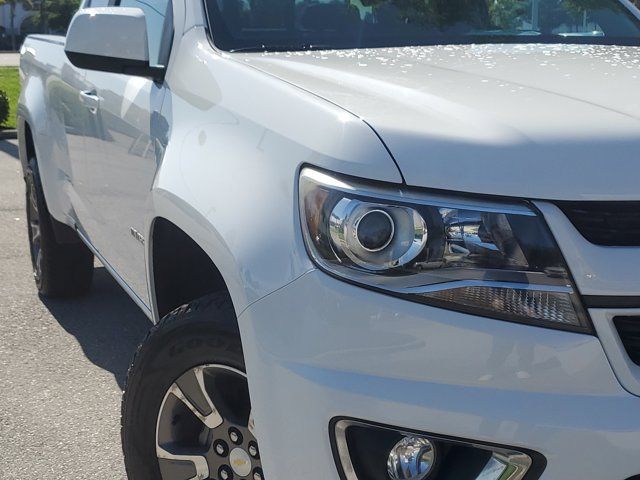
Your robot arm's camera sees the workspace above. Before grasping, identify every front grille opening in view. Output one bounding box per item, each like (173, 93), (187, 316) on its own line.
(556, 201), (640, 247)
(614, 316), (640, 366)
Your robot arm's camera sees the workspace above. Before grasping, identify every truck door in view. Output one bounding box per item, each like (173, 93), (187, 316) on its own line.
(77, 0), (174, 307)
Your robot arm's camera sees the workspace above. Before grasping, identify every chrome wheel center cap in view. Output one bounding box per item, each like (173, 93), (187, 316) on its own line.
(229, 447), (252, 477)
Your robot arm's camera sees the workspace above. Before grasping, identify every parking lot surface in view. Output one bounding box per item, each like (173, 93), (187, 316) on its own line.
(0, 140), (151, 479)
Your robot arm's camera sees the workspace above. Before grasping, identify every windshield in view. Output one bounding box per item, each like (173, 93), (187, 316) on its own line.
(204, 0), (640, 51)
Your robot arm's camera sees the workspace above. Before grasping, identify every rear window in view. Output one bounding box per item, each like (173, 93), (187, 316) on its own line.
(204, 0), (640, 51)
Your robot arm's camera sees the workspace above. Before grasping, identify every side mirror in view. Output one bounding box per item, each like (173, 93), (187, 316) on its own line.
(65, 7), (164, 81)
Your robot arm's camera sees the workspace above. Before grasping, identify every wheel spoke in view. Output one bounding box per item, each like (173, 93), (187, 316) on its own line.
(35, 249), (43, 276)
(157, 444), (209, 480)
(29, 190), (38, 215)
(27, 183), (41, 277)
(171, 367), (223, 429)
(30, 223), (40, 245)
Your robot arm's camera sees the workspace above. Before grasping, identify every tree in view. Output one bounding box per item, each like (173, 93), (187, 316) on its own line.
(489, 0), (528, 30)
(32, 0), (82, 34)
(0, 0), (34, 50)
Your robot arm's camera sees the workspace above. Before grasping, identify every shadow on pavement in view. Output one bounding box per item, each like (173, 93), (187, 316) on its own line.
(0, 139), (19, 159)
(42, 266), (152, 390)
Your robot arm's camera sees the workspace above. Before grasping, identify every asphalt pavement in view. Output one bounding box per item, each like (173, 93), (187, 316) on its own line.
(0, 140), (151, 478)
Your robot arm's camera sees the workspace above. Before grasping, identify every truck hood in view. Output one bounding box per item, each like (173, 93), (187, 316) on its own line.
(239, 44), (640, 200)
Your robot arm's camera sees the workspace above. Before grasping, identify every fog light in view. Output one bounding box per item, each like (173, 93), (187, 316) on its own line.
(387, 436), (436, 480)
(333, 419), (543, 480)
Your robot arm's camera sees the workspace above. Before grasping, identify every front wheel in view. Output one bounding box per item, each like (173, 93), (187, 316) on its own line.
(122, 293), (263, 480)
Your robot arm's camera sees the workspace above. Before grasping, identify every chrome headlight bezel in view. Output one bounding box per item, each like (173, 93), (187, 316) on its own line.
(299, 167), (592, 334)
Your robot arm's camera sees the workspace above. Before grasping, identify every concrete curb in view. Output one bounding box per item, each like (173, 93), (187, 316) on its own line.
(0, 129), (17, 140)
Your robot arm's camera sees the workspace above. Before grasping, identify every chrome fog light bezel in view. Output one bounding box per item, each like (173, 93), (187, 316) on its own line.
(330, 418), (546, 480)
(387, 435), (437, 480)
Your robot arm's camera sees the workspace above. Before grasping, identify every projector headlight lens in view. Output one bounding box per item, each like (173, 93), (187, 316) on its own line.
(354, 209), (395, 252)
(328, 198), (427, 271)
(299, 168), (590, 332)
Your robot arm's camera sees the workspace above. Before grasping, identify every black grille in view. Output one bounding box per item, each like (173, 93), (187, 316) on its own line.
(556, 201), (640, 247)
(614, 316), (640, 367)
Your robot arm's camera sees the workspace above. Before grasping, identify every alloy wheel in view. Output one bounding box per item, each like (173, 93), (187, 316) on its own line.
(156, 364), (263, 480)
(26, 178), (42, 287)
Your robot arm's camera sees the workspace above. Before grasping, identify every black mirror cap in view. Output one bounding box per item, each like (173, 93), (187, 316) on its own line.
(65, 50), (166, 82)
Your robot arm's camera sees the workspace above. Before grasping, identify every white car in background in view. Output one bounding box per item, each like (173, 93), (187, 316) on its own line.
(17, 0), (640, 479)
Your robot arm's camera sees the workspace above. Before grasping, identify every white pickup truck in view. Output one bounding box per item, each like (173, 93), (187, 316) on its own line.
(17, 0), (640, 479)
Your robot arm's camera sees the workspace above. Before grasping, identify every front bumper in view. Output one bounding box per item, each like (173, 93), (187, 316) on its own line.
(239, 269), (640, 480)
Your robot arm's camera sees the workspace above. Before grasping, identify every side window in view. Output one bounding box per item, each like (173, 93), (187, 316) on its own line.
(117, 0), (173, 67)
(85, 0), (111, 6)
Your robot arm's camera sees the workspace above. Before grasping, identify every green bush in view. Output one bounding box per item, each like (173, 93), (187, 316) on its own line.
(0, 90), (9, 128)
(0, 68), (19, 129)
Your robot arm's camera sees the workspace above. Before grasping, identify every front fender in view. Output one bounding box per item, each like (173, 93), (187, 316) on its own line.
(148, 26), (403, 322)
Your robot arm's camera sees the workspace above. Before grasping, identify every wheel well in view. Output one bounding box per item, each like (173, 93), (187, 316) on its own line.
(19, 120), (37, 175)
(24, 122), (36, 161)
(152, 218), (230, 319)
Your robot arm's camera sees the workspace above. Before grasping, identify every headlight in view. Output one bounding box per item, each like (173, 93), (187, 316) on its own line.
(299, 167), (591, 333)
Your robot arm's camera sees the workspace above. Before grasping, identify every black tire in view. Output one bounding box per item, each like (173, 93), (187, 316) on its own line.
(25, 157), (94, 297)
(122, 293), (250, 480)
